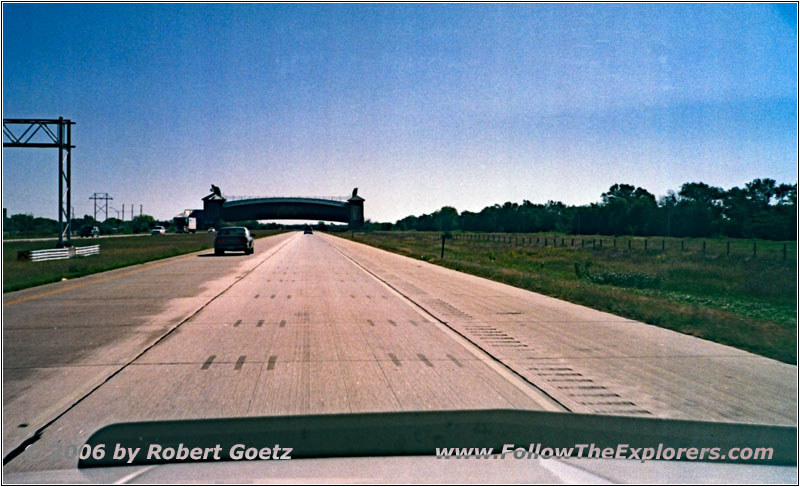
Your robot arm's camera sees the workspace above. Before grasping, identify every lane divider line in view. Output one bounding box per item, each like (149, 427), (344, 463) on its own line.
(202, 355), (216, 370)
(235, 355), (246, 371)
(324, 234), (567, 413)
(3, 254), (196, 306)
(2, 232), (299, 466)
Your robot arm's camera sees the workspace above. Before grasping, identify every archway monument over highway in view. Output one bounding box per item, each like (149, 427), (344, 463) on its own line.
(193, 186), (365, 230)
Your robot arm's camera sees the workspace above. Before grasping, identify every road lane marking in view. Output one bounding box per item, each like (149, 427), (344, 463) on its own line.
(417, 353), (434, 367)
(235, 355), (246, 370)
(202, 355), (216, 370)
(447, 354), (463, 367)
(234, 320), (242, 327)
(267, 355), (277, 370)
(2, 232), (301, 465)
(388, 319), (397, 326)
(367, 319), (375, 327)
(3, 232), (298, 307)
(324, 235), (566, 413)
(388, 353), (401, 366)
(257, 320), (264, 327)
(3, 254), (196, 306)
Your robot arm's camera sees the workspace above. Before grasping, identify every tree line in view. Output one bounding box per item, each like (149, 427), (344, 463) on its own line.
(3, 214), (163, 237)
(382, 179), (796, 241)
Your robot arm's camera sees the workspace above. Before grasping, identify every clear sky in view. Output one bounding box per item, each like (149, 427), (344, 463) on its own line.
(2, 3), (797, 222)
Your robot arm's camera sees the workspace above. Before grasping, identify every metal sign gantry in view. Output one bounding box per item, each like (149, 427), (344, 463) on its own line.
(3, 117), (75, 247)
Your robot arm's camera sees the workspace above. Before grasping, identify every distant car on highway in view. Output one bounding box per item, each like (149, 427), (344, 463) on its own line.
(151, 226), (166, 235)
(304, 227), (313, 235)
(80, 225), (100, 238)
(214, 227), (254, 255)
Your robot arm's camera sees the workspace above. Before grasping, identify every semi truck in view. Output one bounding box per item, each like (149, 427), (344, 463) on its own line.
(174, 211), (197, 234)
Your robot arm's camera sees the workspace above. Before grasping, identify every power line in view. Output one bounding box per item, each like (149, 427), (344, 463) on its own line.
(89, 192), (113, 222)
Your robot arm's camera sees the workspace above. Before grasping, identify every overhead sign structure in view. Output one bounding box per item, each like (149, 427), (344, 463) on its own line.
(3, 117), (75, 247)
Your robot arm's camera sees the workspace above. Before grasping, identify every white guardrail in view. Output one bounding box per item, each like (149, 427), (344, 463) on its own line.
(20, 245), (100, 262)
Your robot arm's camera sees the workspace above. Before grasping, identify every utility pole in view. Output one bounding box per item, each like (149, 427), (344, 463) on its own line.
(122, 205), (125, 220)
(140, 204), (142, 217)
(89, 192), (113, 222)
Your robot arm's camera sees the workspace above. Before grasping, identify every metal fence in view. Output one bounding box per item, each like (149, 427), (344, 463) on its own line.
(19, 244), (100, 262)
(424, 233), (793, 262)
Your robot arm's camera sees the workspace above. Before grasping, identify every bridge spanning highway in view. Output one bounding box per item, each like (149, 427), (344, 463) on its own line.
(3, 232), (796, 473)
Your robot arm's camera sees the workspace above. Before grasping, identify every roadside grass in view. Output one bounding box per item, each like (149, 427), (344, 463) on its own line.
(3, 231), (284, 293)
(340, 231), (797, 364)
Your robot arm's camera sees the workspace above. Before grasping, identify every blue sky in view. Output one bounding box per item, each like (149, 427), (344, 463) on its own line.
(2, 3), (797, 222)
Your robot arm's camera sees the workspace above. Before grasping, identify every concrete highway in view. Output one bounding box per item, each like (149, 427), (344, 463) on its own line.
(3, 232), (797, 473)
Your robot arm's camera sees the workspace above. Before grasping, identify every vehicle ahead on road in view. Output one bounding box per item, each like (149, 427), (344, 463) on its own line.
(79, 225), (100, 238)
(214, 226), (254, 255)
(151, 226), (166, 235)
(303, 225), (313, 235)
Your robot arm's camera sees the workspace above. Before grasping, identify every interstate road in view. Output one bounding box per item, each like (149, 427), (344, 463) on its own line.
(3, 232), (796, 472)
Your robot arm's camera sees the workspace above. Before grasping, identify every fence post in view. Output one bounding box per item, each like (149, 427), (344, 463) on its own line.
(727, 241), (730, 256)
(628, 240), (631, 250)
(662, 240), (665, 251)
(644, 239), (647, 250)
(544, 237), (547, 247)
(702, 241), (706, 253)
(571, 238), (574, 246)
(613, 238), (616, 249)
(441, 234), (446, 259)
(681, 240), (684, 251)
(599, 239), (603, 249)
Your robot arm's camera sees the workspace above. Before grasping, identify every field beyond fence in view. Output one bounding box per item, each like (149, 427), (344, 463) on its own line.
(437, 232), (795, 262)
(343, 231), (797, 364)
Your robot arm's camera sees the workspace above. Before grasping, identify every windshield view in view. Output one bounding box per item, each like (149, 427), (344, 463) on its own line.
(2, 2), (797, 484)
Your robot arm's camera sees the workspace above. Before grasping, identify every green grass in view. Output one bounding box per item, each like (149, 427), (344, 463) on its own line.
(341, 231), (797, 364)
(3, 231), (284, 293)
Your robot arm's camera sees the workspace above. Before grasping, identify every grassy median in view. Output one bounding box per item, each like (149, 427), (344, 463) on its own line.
(3, 231), (284, 293)
(341, 231), (797, 364)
